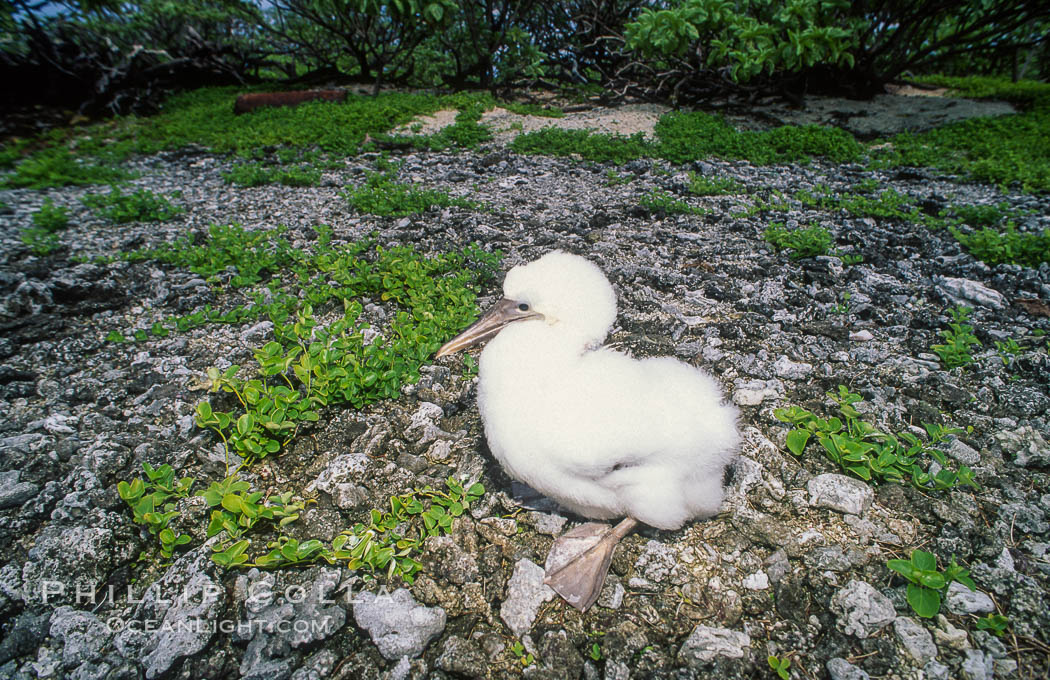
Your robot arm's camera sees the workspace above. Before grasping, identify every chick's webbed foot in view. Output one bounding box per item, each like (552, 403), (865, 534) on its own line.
(544, 517), (639, 612)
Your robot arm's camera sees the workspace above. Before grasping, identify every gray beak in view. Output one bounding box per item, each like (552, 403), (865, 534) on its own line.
(435, 298), (543, 358)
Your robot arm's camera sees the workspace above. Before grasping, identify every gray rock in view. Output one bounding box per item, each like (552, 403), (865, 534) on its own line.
(535, 629), (585, 677)
(804, 546), (853, 572)
(995, 426), (1050, 467)
(826, 657), (871, 680)
(22, 514), (134, 606)
(526, 511), (567, 536)
(732, 378), (783, 406)
(893, 617), (936, 664)
(114, 547), (224, 679)
(421, 535), (479, 584)
(961, 649), (994, 680)
(237, 568), (347, 680)
(290, 649), (339, 680)
(934, 614), (970, 651)
(353, 588), (445, 660)
(945, 581), (995, 614)
(633, 540), (678, 582)
(924, 660), (950, 680)
(946, 438), (981, 465)
(764, 550), (790, 585)
(312, 454), (370, 509)
(500, 559), (556, 637)
(0, 612), (49, 666)
(0, 279), (52, 319)
(742, 571), (769, 590)
(49, 607), (112, 669)
(773, 356), (813, 380)
(849, 330), (874, 342)
(0, 470), (38, 509)
(436, 635), (488, 677)
(807, 474), (874, 515)
(404, 401), (448, 444)
(830, 580), (896, 638)
(936, 276), (1006, 309)
(596, 574), (625, 610)
(677, 625), (750, 665)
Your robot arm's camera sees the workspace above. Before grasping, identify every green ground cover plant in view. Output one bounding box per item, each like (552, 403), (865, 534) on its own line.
(128, 223), (296, 287)
(871, 80), (1050, 192)
(794, 185), (948, 228)
(117, 463), (195, 563)
(345, 168), (480, 216)
(3, 147), (133, 189)
(913, 75), (1050, 109)
(689, 173), (744, 195)
(510, 128), (651, 164)
(22, 198), (71, 255)
(976, 614), (1010, 637)
(116, 233), (500, 572)
(775, 386), (977, 491)
(763, 222), (832, 258)
(950, 224), (1050, 268)
(223, 163), (323, 187)
(510, 112), (863, 167)
(639, 189), (704, 215)
(83, 186), (183, 223)
(931, 306), (982, 369)
(887, 549), (976, 618)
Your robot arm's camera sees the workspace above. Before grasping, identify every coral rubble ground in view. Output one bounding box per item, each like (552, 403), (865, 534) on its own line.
(0, 119), (1049, 680)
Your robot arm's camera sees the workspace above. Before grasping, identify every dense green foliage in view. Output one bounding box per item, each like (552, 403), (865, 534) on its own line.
(4, 0), (1044, 115)
(624, 0), (856, 81)
(872, 105), (1050, 193)
(951, 225), (1050, 268)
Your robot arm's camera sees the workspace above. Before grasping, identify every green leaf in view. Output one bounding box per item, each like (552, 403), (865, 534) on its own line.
(786, 428), (810, 456)
(911, 550), (937, 572)
(906, 583), (941, 618)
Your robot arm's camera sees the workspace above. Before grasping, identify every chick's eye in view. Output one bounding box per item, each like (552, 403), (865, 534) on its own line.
(518, 303), (530, 312)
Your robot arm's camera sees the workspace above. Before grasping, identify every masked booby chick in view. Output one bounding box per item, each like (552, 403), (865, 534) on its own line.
(436, 251), (739, 611)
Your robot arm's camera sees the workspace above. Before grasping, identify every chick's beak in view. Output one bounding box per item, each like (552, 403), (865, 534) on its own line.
(435, 298), (542, 358)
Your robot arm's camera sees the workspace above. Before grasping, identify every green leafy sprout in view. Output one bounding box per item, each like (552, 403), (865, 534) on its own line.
(510, 641), (535, 667)
(117, 463), (195, 563)
(113, 229), (499, 575)
(975, 613), (1010, 637)
(767, 654), (791, 680)
(931, 306), (982, 370)
(886, 549), (976, 618)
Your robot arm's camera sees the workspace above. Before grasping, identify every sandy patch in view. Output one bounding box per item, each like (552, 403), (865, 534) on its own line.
(393, 103), (671, 146)
(885, 83), (950, 97)
(482, 103), (670, 143)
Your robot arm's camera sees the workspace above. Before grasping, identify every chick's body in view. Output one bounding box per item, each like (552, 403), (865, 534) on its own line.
(475, 255), (739, 531)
